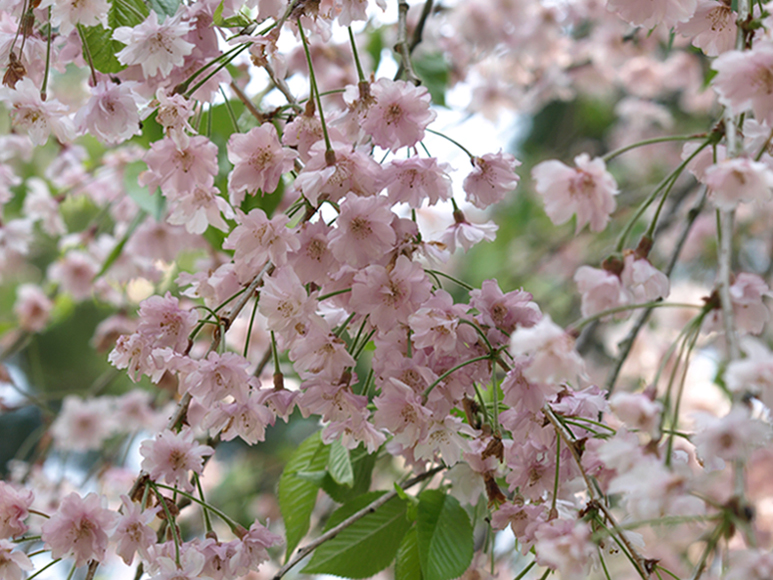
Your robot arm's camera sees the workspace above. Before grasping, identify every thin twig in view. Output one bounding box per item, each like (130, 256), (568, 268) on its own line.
(273, 465), (444, 580)
(543, 406), (650, 580)
(230, 80), (266, 123)
(394, 0), (421, 84)
(394, 0), (433, 82)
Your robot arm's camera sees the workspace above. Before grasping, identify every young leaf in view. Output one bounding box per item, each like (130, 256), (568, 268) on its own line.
(80, 26), (126, 74)
(395, 527), (422, 580)
(328, 439), (354, 487)
(278, 432), (329, 560)
(108, 0), (149, 28)
(322, 444), (378, 503)
(416, 490), (473, 580)
(148, 0), (180, 17)
(301, 491), (411, 578)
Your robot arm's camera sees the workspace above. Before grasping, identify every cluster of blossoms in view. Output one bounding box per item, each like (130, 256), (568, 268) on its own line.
(4, 0), (773, 580)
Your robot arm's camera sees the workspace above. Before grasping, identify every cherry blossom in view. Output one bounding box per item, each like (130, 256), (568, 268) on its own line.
(41, 492), (118, 567)
(532, 153), (618, 233)
(139, 428), (214, 491)
(227, 124), (298, 206)
(463, 151), (521, 209)
(114, 10), (195, 78)
(713, 41), (773, 124)
(0, 482), (33, 539)
(0, 78), (74, 146)
(74, 80), (143, 144)
(0, 539), (32, 580)
(361, 78), (437, 150)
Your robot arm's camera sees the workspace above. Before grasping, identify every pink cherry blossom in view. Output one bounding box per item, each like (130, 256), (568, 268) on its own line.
(383, 157), (452, 207)
(178, 351), (254, 406)
(469, 279), (542, 337)
(50, 395), (116, 452)
(463, 151), (521, 209)
(713, 41), (773, 124)
(154, 88), (195, 148)
(510, 315), (585, 385)
(532, 153), (618, 233)
(350, 255), (433, 331)
(676, 0), (736, 56)
(287, 220), (339, 285)
(621, 254), (670, 303)
(693, 408), (770, 471)
(13, 283), (53, 332)
(361, 78), (437, 150)
(439, 215), (498, 253)
(229, 521), (283, 576)
(140, 135), (219, 197)
(38, 0), (107, 35)
(609, 392), (662, 437)
(140, 427), (214, 491)
(607, 0), (697, 29)
(258, 267), (317, 337)
(704, 273), (772, 336)
(227, 124), (298, 206)
(41, 492), (118, 567)
(329, 195), (396, 268)
(534, 519), (595, 580)
(112, 495), (159, 565)
(150, 549), (211, 580)
(574, 265), (630, 319)
(0, 78), (74, 146)
(294, 141), (383, 206)
(202, 394), (275, 444)
(137, 291), (199, 353)
(702, 157), (773, 209)
(114, 10), (195, 78)
(166, 183), (235, 234)
(0, 482), (33, 539)
(74, 80), (142, 144)
(223, 209), (300, 281)
(0, 539), (32, 580)
(373, 378), (433, 447)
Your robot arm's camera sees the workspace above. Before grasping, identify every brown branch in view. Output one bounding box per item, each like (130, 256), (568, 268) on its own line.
(273, 465), (444, 580)
(393, 0), (422, 85)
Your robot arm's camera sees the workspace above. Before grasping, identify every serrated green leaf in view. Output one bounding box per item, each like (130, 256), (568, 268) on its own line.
(108, 0), (149, 28)
(322, 444), (378, 503)
(294, 470), (327, 485)
(328, 439), (354, 487)
(80, 25), (126, 74)
(124, 161), (165, 221)
(416, 490), (473, 580)
(278, 432), (329, 560)
(396, 527), (422, 580)
(148, 0), (180, 17)
(302, 491), (411, 578)
(413, 52), (449, 107)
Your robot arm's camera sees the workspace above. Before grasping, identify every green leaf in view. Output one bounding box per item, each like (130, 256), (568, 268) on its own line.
(328, 439), (354, 487)
(294, 470), (327, 485)
(108, 0), (149, 28)
(148, 0), (180, 17)
(396, 528), (422, 580)
(124, 161), (165, 221)
(322, 444), (378, 503)
(413, 52), (449, 107)
(416, 490), (473, 580)
(278, 432), (329, 560)
(302, 491), (411, 578)
(80, 25), (126, 74)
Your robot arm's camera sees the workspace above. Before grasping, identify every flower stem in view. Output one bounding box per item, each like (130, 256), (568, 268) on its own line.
(601, 133), (706, 163)
(297, 19), (332, 154)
